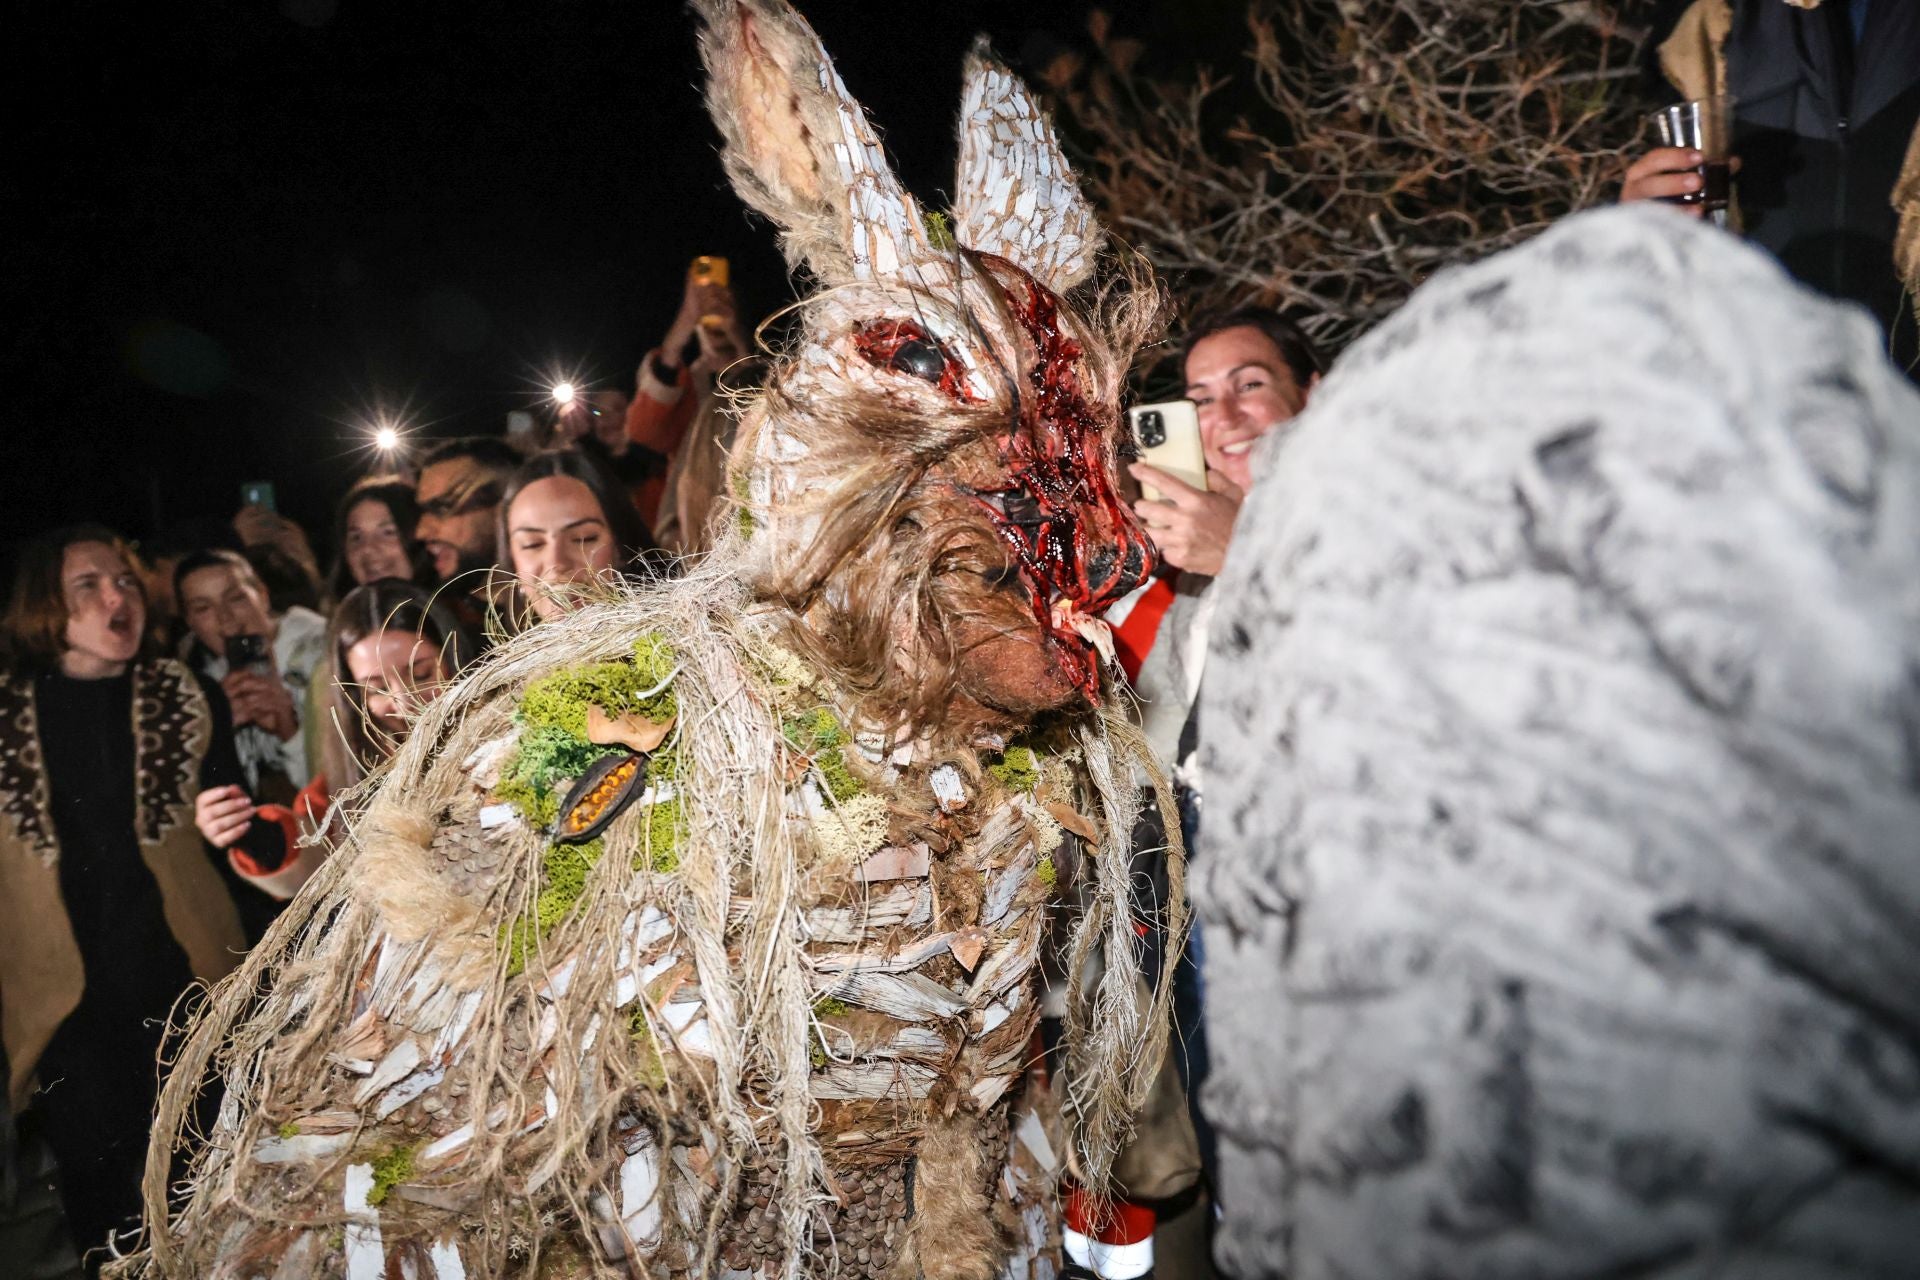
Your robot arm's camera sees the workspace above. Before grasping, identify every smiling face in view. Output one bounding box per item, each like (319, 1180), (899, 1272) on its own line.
(345, 630), (451, 742)
(59, 541), (146, 678)
(1184, 325), (1316, 493)
(506, 475), (618, 621)
(344, 498), (414, 586)
(416, 458), (504, 583)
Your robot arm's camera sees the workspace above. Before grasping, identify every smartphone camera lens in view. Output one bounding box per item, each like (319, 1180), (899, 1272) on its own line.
(1137, 411), (1165, 447)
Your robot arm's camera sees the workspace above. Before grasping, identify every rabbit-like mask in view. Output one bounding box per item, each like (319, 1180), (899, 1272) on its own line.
(699, 0), (1160, 729)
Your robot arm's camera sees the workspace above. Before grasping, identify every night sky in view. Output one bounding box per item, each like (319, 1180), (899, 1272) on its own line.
(5, 0), (1216, 568)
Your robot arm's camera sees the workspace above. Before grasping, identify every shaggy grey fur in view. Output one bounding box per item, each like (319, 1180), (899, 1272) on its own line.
(1195, 206), (1920, 1280)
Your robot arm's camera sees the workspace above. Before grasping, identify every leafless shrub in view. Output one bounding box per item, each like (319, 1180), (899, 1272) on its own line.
(1043, 2), (1658, 362)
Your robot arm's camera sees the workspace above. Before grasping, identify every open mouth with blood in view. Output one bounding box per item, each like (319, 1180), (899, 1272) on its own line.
(966, 482), (1150, 700)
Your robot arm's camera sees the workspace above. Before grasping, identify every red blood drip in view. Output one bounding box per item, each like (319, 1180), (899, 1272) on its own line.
(965, 258), (1159, 702)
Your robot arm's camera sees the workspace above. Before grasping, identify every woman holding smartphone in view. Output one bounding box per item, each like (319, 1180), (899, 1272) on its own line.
(194, 579), (479, 895)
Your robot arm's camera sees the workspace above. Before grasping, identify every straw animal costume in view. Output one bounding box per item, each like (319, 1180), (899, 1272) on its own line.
(117, 3), (1181, 1278)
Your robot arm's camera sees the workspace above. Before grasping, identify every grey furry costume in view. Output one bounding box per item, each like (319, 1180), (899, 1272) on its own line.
(1196, 206), (1920, 1279)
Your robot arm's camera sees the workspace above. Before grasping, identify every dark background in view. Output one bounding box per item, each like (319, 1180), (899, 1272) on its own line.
(3, 0), (1240, 568)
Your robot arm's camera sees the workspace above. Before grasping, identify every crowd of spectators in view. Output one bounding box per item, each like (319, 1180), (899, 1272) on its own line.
(0, 264), (752, 1276)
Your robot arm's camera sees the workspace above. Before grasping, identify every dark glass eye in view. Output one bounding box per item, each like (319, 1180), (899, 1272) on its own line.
(1001, 491), (1045, 526)
(890, 339), (946, 382)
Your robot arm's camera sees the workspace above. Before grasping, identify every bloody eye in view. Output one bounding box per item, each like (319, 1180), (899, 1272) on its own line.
(854, 318), (979, 402)
(890, 339), (946, 382)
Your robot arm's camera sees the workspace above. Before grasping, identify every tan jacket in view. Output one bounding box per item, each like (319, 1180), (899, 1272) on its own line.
(1659, 0), (1920, 332)
(0, 660), (247, 1109)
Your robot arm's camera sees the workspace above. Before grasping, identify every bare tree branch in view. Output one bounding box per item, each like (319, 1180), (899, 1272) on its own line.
(1045, 1), (1657, 363)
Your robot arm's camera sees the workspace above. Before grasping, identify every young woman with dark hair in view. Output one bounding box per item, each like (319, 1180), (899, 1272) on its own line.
(0, 524), (284, 1270)
(495, 448), (662, 627)
(194, 579), (479, 896)
(328, 476), (431, 598)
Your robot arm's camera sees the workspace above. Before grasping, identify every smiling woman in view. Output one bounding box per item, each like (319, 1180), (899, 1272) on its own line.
(495, 448), (661, 630)
(0, 524), (279, 1267)
(196, 580), (480, 903)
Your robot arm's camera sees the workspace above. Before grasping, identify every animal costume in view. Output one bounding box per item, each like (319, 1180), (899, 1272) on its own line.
(1196, 206), (1920, 1279)
(117, 3), (1180, 1278)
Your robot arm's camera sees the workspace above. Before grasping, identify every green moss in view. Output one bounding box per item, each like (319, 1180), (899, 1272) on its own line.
(365, 1142), (417, 1207)
(809, 996), (852, 1069)
(633, 790), (683, 875)
(276, 1120), (300, 1139)
(517, 638), (677, 746)
(923, 209), (956, 251)
(987, 744), (1041, 793)
(503, 838), (606, 976)
(497, 724), (615, 828)
(732, 468), (755, 537)
(627, 1007), (668, 1088)
(782, 706), (844, 753)
(1035, 855), (1057, 889)
(783, 707), (864, 803)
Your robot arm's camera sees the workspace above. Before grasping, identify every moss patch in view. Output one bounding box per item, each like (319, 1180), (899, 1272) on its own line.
(365, 1142), (417, 1207)
(497, 724), (617, 828)
(1036, 855), (1057, 889)
(923, 209), (956, 251)
(276, 1120), (300, 1139)
(627, 1007), (668, 1088)
(733, 468), (755, 538)
(634, 789), (683, 875)
(810, 996), (852, 1069)
(783, 707), (863, 803)
(504, 838), (607, 976)
(987, 744), (1041, 793)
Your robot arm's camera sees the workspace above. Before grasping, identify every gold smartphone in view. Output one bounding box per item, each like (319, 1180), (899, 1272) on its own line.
(690, 255), (730, 288)
(1128, 400), (1207, 501)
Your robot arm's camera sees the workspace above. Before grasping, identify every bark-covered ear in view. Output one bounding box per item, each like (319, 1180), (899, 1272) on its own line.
(694, 0), (935, 285)
(952, 41), (1102, 292)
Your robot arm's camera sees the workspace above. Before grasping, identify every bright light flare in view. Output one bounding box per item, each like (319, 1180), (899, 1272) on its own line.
(373, 426), (401, 451)
(552, 381), (577, 406)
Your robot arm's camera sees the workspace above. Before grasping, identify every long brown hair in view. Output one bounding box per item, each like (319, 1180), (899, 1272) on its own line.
(492, 449), (662, 631)
(317, 579), (478, 788)
(2, 523), (147, 673)
(328, 476), (431, 598)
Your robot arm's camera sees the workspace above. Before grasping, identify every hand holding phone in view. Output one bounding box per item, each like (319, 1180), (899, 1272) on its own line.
(240, 480), (277, 513)
(1127, 400), (1207, 502)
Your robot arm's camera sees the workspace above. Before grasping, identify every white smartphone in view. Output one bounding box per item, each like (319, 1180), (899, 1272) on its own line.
(1127, 400), (1207, 502)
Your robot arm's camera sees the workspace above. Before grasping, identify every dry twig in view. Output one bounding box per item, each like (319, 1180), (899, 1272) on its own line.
(1044, 1), (1657, 362)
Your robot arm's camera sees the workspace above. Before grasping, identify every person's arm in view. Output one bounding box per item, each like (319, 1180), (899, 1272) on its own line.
(627, 349), (695, 453)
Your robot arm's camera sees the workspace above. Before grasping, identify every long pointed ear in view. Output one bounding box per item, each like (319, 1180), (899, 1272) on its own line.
(694, 0), (933, 284)
(952, 40), (1103, 292)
